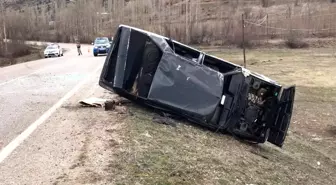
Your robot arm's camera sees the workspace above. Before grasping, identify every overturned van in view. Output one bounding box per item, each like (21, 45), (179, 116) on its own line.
(99, 25), (295, 147)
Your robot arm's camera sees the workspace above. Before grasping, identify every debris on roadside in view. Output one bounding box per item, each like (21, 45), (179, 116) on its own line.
(79, 97), (107, 108)
(157, 112), (184, 121)
(104, 96), (131, 113)
(152, 115), (177, 127)
(311, 137), (323, 141)
(141, 131), (152, 138)
(79, 96), (131, 113)
(104, 100), (116, 110)
(114, 106), (128, 114)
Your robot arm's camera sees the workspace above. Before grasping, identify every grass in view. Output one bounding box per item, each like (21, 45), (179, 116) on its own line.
(105, 105), (336, 185)
(100, 47), (336, 185)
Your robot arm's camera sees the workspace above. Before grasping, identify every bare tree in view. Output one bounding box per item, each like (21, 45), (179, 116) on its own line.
(2, 0), (336, 46)
(0, 2), (8, 54)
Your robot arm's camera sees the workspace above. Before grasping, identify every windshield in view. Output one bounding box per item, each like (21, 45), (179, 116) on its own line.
(46, 45), (58, 49)
(95, 38), (109, 44)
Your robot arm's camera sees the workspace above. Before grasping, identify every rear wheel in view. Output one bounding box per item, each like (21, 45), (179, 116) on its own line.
(94, 53), (98, 57)
(141, 42), (161, 74)
(136, 41), (162, 97)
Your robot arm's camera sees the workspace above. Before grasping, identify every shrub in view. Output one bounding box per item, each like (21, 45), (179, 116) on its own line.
(285, 31), (309, 49)
(0, 41), (32, 58)
(261, 0), (271, 7)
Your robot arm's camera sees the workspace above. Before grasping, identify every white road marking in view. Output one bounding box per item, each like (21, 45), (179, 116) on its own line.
(0, 64), (102, 163)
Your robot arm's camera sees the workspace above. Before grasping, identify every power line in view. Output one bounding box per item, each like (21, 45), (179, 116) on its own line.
(244, 19), (335, 32)
(245, 12), (336, 23)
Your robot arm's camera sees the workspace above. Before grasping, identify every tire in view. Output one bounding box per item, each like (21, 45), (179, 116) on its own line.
(94, 53), (98, 57)
(136, 41), (161, 97)
(141, 42), (161, 74)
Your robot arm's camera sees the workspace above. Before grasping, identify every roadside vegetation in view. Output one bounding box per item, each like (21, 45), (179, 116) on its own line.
(1, 0), (335, 67)
(1, 0), (336, 46)
(112, 47), (336, 185)
(0, 40), (45, 67)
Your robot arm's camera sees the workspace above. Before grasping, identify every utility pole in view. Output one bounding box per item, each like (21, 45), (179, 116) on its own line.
(266, 14), (269, 44)
(185, 0), (189, 44)
(1, 1), (8, 55)
(242, 14), (246, 68)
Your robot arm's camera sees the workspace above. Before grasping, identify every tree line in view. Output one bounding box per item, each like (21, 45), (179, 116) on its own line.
(0, 0), (335, 45)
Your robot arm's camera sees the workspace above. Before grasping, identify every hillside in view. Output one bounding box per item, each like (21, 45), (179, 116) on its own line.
(1, 0), (336, 45)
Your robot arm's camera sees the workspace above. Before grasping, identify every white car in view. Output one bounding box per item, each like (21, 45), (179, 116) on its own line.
(44, 44), (63, 58)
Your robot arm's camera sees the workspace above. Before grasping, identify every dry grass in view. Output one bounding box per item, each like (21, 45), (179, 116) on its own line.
(98, 47), (336, 185)
(48, 47), (336, 185)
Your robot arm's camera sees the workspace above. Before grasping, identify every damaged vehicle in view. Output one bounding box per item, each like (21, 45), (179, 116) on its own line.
(99, 25), (295, 147)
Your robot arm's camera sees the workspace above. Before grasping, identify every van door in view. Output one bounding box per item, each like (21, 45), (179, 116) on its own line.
(147, 52), (225, 123)
(267, 86), (296, 147)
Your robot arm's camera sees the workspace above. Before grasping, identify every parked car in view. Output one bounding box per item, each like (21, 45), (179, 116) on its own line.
(92, 37), (111, 56)
(44, 44), (63, 58)
(99, 25), (296, 148)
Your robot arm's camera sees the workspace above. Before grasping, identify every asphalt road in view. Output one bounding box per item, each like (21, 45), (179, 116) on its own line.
(0, 43), (103, 147)
(0, 43), (109, 184)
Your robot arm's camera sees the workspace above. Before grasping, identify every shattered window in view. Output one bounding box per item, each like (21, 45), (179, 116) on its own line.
(166, 40), (200, 62)
(203, 55), (236, 73)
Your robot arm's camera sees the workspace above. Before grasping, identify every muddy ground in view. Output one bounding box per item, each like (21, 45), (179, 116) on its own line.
(52, 47), (336, 185)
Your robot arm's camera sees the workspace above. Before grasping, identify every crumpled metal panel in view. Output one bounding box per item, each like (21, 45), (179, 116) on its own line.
(113, 27), (131, 89)
(148, 52), (224, 122)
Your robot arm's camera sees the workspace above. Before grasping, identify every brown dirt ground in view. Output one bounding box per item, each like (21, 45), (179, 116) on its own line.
(54, 47), (336, 185)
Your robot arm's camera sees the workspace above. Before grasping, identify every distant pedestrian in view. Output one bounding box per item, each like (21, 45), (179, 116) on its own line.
(76, 41), (82, 56)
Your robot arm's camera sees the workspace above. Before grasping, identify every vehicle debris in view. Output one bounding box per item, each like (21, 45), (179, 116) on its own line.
(152, 115), (177, 127)
(142, 131), (152, 138)
(99, 25), (296, 147)
(113, 106), (128, 114)
(79, 97), (108, 108)
(79, 96), (131, 112)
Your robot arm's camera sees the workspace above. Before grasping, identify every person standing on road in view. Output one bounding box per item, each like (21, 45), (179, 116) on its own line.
(76, 41), (82, 56)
